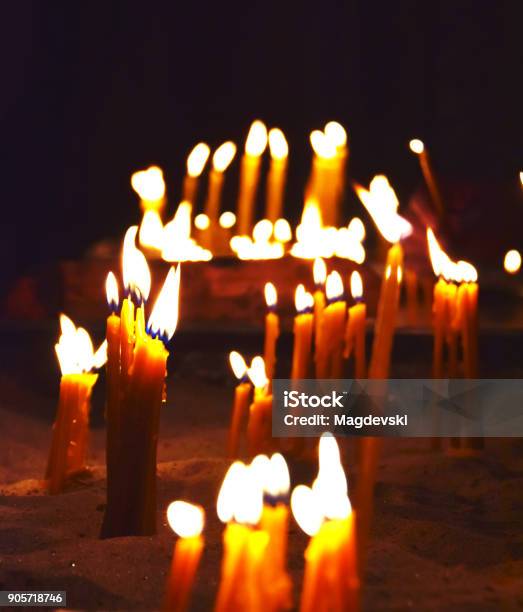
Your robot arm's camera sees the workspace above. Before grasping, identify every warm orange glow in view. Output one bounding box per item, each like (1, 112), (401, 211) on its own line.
(229, 351), (248, 380)
(219, 211), (236, 229)
(264, 282), (277, 308)
(313, 433), (350, 521)
(350, 271), (363, 300)
(139, 210), (164, 250)
(504, 249), (521, 274)
(291, 485), (323, 536)
(291, 198), (329, 259)
(162, 202), (212, 262)
(268, 128), (289, 160)
(194, 213), (210, 230)
(295, 284), (314, 313)
(348, 217), (365, 242)
(313, 258), (327, 286)
(426, 228), (455, 279)
(355, 176), (412, 243)
(325, 271), (344, 302)
(147, 266), (181, 341)
(245, 120), (268, 157)
(167, 500), (205, 538)
(230, 220), (284, 260)
(187, 143), (211, 177)
(456, 260), (478, 284)
(105, 272), (119, 311)
(520, 171), (523, 186)
(131, 166), (165, 202)
(217, 461), (263, 525)
(267, 453), (290, 498)
(310, 129), (337, 159)
(55, 314), (107, 375)
(122, 226), (151, 301)
(253, 219), (273, 242)
(324, 121), (347, 149)
(212, 141), (237, 172)
(397, 266), (403, 284)
(247, 356), (269, 391)
(273, 218), (292, 242)
(409, 138), (425, 154)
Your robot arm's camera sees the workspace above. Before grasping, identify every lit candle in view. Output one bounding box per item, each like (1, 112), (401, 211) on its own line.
(409, 139), (444, 217)
(215, 462), (268, 612)
(164, 501), (205, 612)
(291, 285), (314, 379)
(504, 249), (522, 274)
(265, 128), (289, 222)
(228, 351), (252, 458)
(237, 120), (268, 235)
(308, 130), (338, 226)
(46, 315), (107, 494)
(344, 271), (367, 379)
(183, 142), (211, 206)
(263, 282), (279, 382)
(316, 271), (346, 379)
(132, 166), (167, 251)
(324, 121), (348, 225)
(312, 257), (327, 376)
(246, 357), (273, 457)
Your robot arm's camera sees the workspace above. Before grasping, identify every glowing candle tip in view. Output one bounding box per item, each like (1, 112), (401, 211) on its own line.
(167, 501), (205, 538)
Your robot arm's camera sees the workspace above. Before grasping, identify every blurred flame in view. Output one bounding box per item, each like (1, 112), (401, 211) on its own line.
(122, 226), (151, 301)
(264, 282), (277, 308)
(194, 213), (210, 230)
(456, 260), (477, 283)
(187, 143), (210, 177)
(268, 128), (289, 160)
(92, 340), (108, 370)
(167, 501), (205, 538)
(250, 453), (290, 499)
(504, 249), (522, 274)
(245, 120), (268, 157)
(212, 141), (237, 172)
(350, 271), (363, 300)
(313, 433), (350, 521)
(247, 356), (268, 390)
(273, 218), (292, 242)
(348, 217), (365, 242)
(253, 219), (273, 242)
(131, 166), (165, 202)
(105, 272), (119, 311)
(55, 314), (107, 375)
(295, 284), (314, 313)
(324, 121), (347, 149)
(326, 271), (344, 301)
(426, 228), (451, 278)
(229, 351), (248, 381)
(313, 258), (327, 286)
(355, 176), (412, 244)
(409, 139), (425, 154)
(427, 229), (477, 283)
(219, 211), (236, 229)
(162, 202), (212, 262)
(139, 210), (164, 250)
(230, 219), (284, 260)
(291, 485), (323, 537)
(147, 266), (181, 342)
(310, 130), (336, 159)
(397, 266), (403, 284)
(217, 461), (263, 526)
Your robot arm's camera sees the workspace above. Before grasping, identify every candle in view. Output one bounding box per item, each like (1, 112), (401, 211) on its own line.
(312, 257), (327, 376)
(504, 249), (522, 274)
(46, 315), (107, 494)
(291, 285), (314, 379)
(246, 357), (273, 457)
(183, 142), (210, 206)
(308, 130), (338, 226)
(228, 351), (252, 458)
(316, 271), (346, 379)
(265, 128), (289, 222)
(409, 138), (444, 217)
(237, 120), (268, 236)
(131, 165), (166, 213)
(324, 121), (348, 224)
(291, 434), (359, 612)
(215, 462), (268, 612)
(344, 271), (367, 379)
(164, 501), (205, 612)
(263, 282), (279, 382)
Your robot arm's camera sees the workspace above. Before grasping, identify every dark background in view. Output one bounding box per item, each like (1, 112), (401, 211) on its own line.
(1, 0), (522, 291)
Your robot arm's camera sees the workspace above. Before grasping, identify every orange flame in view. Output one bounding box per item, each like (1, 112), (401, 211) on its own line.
(147, 266), (181, 342)
(212, 141), (237, 172)
(55, 314), (107, 375)
(229, 351), (248, 380)
(264, 282), (277, 308)
(350, 271), (363, 300)
(105, 272), (119, 311)
(268, 128), (289, 160)
(122, 226), (151, 301)
(131, 166), (165, 202)
(167, 500), (205, 538)
(326, 271), (344, 301)
(217, 461), (263, 525)
(245, 120), (268, 157)
(504, 249), (522, 274)
(187, 143), (210, 177)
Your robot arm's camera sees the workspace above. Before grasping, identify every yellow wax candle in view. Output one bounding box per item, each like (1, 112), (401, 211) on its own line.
(291, 285), (314, 380)
(344, 271), (367, 379)
(308, 130), (338, 226)
(312, 257), (327, 375)
(265, 128), (288, 222)
(182, 142), (210, 206)
(432, 277), (448, 378)
(409, 139), (444, 217)
(263, 282), (279, 382)
(228, 351), (252, 458)
(324, 121), (349, 227)
(237, 120), (268, 235)
(317, 271), (346, 379)
(246, 357), (273, 457)
(164, 501), (205, 612)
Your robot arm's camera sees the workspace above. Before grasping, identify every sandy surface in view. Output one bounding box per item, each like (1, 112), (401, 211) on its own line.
(1, 358), (523, 611)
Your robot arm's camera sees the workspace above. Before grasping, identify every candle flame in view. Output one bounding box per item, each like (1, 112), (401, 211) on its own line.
(313, 258), (327, 286)
(504, 249), (522, 274)
(162, 202), (212, 262)
(397, 266), (403, 284)
(347, 217), (366, 242)
(187, 143), (210, 177)
(139, 210), (164, 250)
(295, 284), (314, 313)
(131, 166), (165, 202)
(212, 141), (237, 172)
(217, 461), (263, 525)
(264, 282), (277, 308)
(105, 272), (119, 311)
(326, 271), (344, 301)
(245, 120), (268, 157)
(167, 500), (205, 538)
(250, 453), (290, 499)
(350, 271), (363, 300)
(273, 219), (292, 242)
(310, 130), (337, 159)
(291, 485), (323, 536)
(230, 220), (284, 260)
(409, 138), (425, 154)
(194, 213), (210, 230)
(324, 121), (347, 149)
(253, 219), (273, 242)
(268, 128), (289, 160)
(229, 351), (248, 380)
(355, 176), (412, 243)
(55, 314), (107, 375)
(122, 226), (151, 301)
(247, 356), (269, 390)
(456, 260), (477, 283)
(313, 433), (350, 521)
(219, 211), (236, 229)
(147, 266), (181, 342)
